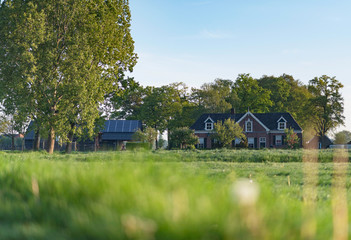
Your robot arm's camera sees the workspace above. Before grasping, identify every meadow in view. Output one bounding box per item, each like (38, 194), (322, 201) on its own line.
(0, 149), (349, 239)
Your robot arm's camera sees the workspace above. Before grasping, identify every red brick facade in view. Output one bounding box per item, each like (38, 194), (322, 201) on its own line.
(193, 112), (303, 149)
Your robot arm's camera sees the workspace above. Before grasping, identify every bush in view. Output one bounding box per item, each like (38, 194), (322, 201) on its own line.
(126, 142), (151, 151)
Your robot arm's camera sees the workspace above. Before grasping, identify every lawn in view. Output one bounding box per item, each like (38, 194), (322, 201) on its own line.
(0, 149), (349, 239)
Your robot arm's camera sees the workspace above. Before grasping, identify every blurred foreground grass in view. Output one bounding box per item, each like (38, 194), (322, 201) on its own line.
(0, 150), (349, 239)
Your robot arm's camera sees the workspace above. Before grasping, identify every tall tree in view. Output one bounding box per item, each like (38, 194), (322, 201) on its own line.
(191, 79), (238, 113)
(233, 74), (272, 113)
(138, 85), (183, 134)
(308, 75), (344, 137)
(258, 74), (313, 128)
(0, 0), (137, 153)
(334, 130), (351, 144)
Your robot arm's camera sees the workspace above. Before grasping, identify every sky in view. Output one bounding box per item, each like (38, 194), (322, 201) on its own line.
(128, 0), (351, 133)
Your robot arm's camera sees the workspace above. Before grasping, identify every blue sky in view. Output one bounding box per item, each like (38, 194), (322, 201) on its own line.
(128, 0), (351, 132)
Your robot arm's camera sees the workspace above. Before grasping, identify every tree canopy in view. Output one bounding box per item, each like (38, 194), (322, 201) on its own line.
(212, 119), (246, 148)
(308, 75), (344, 137)
(0, 0), (137, 153)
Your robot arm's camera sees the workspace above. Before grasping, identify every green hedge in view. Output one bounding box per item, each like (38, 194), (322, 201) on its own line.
(126, 142), (151, 151)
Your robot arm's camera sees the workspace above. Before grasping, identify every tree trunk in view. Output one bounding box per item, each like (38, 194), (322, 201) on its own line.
(65, 122), (75, 154)
(65, 132), (73, 154)
(34, 130), (40, 151)
(11, 135), (15, 151)
(94, 136), (99, 152)
(47, 127), (55, 154)
(167, 128), (171, 150)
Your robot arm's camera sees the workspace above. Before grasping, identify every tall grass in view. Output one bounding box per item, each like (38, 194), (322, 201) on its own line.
(0, 150), (348, 239)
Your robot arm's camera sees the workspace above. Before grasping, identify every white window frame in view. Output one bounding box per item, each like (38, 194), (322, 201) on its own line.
(205, 122), (213, 130)
(276, 135), (282, 146)
(198, 138), (205, 148)
(248, 137), (255, 148)
(278, 122), (286, 130)
(259, 137), (266, 148)
(245, 119), (253, 132)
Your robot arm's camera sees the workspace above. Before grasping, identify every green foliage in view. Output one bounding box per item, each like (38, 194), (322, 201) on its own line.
(284, 128), (300, 149)
(169, 127), (199, 149)
(213, 118), (246, 148)
(334, 130), (351, 144)
(258, 74), (312, 128)
(0, 0), (137, 153)
(234, 74), (273, 113)
(0, 116), (9, 134)
(308, 75), (344, 137)
(191, 78), (238, 113)
(132, 127), (157, 145)
(125, 142), (151, 151)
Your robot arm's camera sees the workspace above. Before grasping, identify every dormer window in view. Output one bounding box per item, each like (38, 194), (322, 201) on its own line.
(204, 116), (214, 131)
(277, 116), (287, 130)
(205, 122), (213, 130)
(245, 120), (252, 132)
(278, 122), (286, 130)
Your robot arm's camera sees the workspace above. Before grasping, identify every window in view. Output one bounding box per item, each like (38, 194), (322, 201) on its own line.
(248, 137), (255, 148)
(275, 135), (282, 146)
(246, 120), (252, 132)
(205, 123), (213, 130)
(259, 137), (266, 148)
(278, 122), (286, 130)
(198, 138), (204, 148)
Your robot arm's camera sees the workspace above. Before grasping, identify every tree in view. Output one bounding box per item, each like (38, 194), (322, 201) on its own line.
(132, 127), (157, 147)
(258, 74), (313, 128)
(258, 75), (291, 112)
(308, 75), (344, 138)
(137, 85), (183, 137)
(284, 128), (300, 149)
(0, 0), (137, 154)
(212, 119), (246, 148)
(334, 130), (351, 144)
(234, 74), (272, 113)
(169, 127), (199, 149)
(191, 79), (238, 113)
(110, 79), (149, 120)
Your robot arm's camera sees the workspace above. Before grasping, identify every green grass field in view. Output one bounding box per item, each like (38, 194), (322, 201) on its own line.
(0, 149), (349, 239)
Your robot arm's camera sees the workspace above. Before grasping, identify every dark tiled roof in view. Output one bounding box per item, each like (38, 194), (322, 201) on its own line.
(253, 112), (302, 131)
(25, 120), (142, 141)
(190, 112), (302, 131)
(190, 113), (244, 130)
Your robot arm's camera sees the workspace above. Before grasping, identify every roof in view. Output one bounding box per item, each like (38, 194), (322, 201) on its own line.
(25, 120), (142, 140)
(102, 120), (141, 133)
(190, 112), (302, 131)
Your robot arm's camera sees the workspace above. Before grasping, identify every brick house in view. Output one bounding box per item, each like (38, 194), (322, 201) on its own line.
(190, 111), (302, 149)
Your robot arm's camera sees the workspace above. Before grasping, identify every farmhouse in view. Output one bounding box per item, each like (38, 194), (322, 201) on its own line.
(190, 110), (302, 149)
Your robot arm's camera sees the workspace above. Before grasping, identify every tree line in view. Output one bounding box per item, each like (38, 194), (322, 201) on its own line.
(113, 74), (344, 148)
